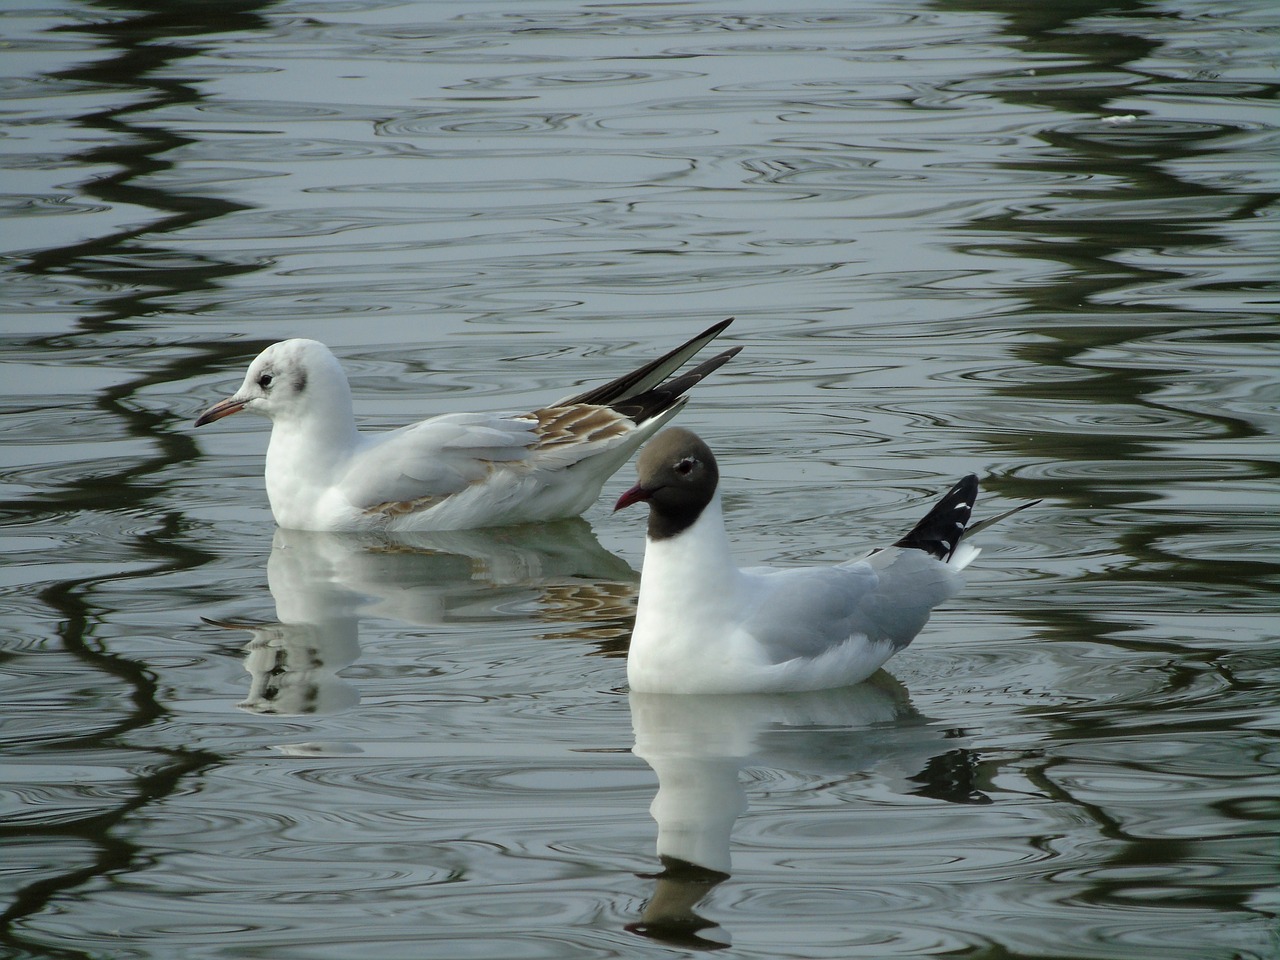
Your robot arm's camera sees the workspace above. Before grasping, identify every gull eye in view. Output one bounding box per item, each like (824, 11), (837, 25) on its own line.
(257, 372), (274, 389)
(674, 457), (696, 476)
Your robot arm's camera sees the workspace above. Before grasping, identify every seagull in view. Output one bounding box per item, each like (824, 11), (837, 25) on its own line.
(613, 428), (1037, 694)
(195, 321), (739, 532)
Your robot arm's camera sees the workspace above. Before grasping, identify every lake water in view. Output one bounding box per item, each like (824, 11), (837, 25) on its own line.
(2, 1), (1277, 958)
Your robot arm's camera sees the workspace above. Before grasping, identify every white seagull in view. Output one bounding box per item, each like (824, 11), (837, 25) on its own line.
(614, 428), (1037, 694)
(195, 321), (739, 532)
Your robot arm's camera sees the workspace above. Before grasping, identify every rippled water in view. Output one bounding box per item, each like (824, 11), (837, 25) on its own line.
(2, 1), (1277, 958)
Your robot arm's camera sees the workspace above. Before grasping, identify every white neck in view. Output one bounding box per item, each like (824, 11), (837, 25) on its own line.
(629, 492), (744, 690)
(264, 383), (363, 525)
(640, 492), (737, 596)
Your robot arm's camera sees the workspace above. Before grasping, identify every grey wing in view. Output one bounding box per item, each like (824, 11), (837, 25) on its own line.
(854, 547), (965, 648)
(739, 565), (881, 663)
(742, 550), (962, 662)
(337, 412), (539, 510)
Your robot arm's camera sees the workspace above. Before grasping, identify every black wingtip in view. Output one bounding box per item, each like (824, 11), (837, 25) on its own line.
(611, 345), (742, 424)
(563, 318), (734, 408)
(894, 474), (978, 561)
(696, 316), (734, 339)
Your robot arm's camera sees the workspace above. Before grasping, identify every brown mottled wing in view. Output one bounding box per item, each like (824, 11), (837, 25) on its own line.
(529, 405), (633, 449)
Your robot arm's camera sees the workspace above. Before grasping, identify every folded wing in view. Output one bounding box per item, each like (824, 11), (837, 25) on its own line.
(338, 412), (541, 511)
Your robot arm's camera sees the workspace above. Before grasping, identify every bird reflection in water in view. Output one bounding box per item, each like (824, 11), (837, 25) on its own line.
(205, 519), (636, 718)
(629, 856), (732, 949)
(626, 673), (990, 948)
(209, 611), (362, 717)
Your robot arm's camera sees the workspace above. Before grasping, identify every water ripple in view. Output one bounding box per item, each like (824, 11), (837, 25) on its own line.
(447, 67), (705, 91)
(1046, 117), (1266, 152)
(4, 1), (1278, 957)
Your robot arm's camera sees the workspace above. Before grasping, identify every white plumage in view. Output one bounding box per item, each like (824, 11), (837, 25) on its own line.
(194, 323), (737, 532)
(614, 428), (1035, 694)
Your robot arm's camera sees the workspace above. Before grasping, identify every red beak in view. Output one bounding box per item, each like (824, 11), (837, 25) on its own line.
(614, 483), (652, 512)
(194, 396), (247, 427)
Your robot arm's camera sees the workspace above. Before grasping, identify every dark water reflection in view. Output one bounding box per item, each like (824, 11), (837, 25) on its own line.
(1, 0), (1277, 958)
(3, 3), (278, 952)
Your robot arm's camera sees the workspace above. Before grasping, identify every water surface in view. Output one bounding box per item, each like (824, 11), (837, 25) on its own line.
(2, 1), (1277, 958)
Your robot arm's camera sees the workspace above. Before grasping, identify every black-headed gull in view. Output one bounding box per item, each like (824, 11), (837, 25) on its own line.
(195, 321), (738, 531)
(614, 428), (1036, 694)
